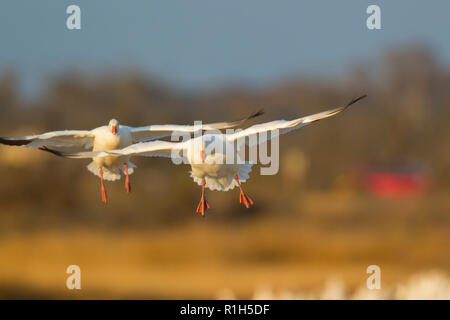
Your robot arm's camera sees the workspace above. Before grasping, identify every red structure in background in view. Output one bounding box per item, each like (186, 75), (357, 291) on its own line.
(364, 168), (428, 198)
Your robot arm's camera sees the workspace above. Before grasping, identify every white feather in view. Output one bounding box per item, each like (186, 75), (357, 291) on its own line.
(190, 162), (253, 191)
(87, 161), (136, 181)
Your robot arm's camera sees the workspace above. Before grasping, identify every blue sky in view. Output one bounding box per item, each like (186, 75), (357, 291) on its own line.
(0, 1), (449, 96)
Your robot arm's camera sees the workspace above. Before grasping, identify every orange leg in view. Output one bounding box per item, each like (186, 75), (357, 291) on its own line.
(196, 179), (210, 216)
(99, 169), (107, 204)
(124, 163), (131, 194)
(234, 174), (254, 208)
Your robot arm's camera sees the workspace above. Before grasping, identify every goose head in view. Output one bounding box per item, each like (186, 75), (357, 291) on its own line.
(108, 119), (119, 135)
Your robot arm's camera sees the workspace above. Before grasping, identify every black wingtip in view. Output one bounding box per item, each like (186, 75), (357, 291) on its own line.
(38, 146), (66, 158)
(248, 109), (265, 120)
(0, 137), (30, 146)
(346, 94), (368, 107)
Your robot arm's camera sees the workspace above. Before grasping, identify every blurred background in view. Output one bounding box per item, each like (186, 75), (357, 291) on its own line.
(0, 1), (449, 299)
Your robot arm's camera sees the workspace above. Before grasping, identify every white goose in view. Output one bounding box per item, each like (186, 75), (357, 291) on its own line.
(1, 111), (263, 203)
(40, 95), (366, 214)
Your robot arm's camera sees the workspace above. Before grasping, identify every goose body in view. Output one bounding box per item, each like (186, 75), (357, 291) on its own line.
(89, 123), (134, 181)
(187, 136), (252, 192)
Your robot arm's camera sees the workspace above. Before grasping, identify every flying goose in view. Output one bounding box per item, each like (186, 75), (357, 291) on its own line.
(1, 111), (263, 203)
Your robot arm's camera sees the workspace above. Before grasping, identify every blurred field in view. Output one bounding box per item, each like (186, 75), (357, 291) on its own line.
(0, 191), (449, 299)
(0, 45), (449, 299)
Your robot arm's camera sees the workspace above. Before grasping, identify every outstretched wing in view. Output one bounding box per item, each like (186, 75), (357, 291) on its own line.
(39, 140), (186, 161)
(0, 130), (96, 149)
(227, 95), (367, 146)
(127, 110), (264, 143)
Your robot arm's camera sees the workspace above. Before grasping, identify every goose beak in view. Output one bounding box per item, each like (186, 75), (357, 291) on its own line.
(111, 125), (117, 135)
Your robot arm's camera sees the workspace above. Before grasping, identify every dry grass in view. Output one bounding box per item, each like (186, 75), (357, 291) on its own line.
(0, 193), (448, 299)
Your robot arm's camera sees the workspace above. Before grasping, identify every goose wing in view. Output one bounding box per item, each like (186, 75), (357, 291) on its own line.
(39, 140), (186, 161)
(0, 130), (95, 149)
(127, 110), (264, 143)
(227, 95), (366, 146)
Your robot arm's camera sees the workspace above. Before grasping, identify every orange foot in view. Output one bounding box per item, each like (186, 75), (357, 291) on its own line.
(196, 195), (211, 216)
(196, 179), (210, 216)
(234, 174), (254, 208)
(239, 190), (254, 208)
